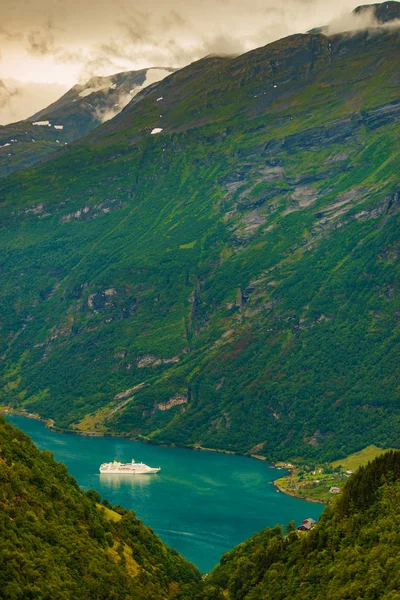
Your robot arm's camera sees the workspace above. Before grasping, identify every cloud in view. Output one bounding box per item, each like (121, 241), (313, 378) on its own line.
(1, 0), (376, 76)
(25, 21), (85, 65)
(0, 80), (20, 111)
(26, 22), (56, 55)
(0, 26), (23, 42)
(162, 9), (187, 30)
(0, 79), (68, 125)
(0, 0), (396, 123)
(92, 68), (174, 123)
(325, 4), (400, 34)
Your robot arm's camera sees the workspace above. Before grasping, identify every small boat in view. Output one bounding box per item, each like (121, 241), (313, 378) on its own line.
(99, 459), (161, 474)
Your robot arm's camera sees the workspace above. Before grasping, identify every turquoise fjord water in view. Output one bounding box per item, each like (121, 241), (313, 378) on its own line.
(7, 415), (323, 572)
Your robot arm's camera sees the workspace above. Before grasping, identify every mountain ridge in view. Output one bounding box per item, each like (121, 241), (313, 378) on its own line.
(354, 0), (400, 23)
(0, 67), (175, 179)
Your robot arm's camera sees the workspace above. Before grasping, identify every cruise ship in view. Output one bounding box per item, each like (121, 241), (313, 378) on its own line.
(99, 459), (161, 474)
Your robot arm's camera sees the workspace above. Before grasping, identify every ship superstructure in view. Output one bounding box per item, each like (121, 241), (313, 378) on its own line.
(99, 459), (160, 474)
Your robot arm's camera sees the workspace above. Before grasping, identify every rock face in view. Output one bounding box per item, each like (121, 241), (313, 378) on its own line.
(0, 11), (399, 462)
(156, 395), (188, 411)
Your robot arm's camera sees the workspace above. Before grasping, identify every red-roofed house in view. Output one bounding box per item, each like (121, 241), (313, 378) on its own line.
(298, 518), (317, 531)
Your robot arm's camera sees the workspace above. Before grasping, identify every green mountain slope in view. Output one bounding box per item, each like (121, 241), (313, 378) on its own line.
(0, 417), (201, 599)
(204, 450), (400, 600)
(0, 9), (399, 462)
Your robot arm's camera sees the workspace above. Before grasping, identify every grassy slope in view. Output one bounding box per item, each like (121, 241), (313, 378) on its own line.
(0, 417), (201, 599)
(331, 444), (394, 470)
(0, 28), (399, 462)
(274, 446), (397, 503)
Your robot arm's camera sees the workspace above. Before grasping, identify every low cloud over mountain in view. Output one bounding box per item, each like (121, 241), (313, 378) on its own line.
(0, 1), (397, 124)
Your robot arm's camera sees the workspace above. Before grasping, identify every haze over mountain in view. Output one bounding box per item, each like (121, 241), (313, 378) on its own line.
(0, 79), (68, 126)
(0, 68), (174, 178)
(0, 0), (395, 124)
(0, 2), (399, 464)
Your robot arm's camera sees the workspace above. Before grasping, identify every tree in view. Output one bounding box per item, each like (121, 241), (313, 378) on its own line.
(286, 520), (296, 534)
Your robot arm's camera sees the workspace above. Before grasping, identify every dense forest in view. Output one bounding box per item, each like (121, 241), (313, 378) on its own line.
(0, 417), (201, 600)
(204, 450), (400, 599)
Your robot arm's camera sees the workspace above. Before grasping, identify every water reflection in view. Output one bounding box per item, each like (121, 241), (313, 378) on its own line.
(99, 473), (154, 489)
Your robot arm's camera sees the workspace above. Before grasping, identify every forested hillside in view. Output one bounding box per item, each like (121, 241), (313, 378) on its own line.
(0, 417), (201, 599)
(2, 417), (399, 600)
(204, 450), (400, 600)
(0, 4), (399, 462)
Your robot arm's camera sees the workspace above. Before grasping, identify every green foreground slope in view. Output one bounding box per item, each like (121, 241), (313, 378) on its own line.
(0, 19), (399, 461)
(1, 417), (399, 600)
(0, 417), (201, 600)
(204, 450), (400, 600)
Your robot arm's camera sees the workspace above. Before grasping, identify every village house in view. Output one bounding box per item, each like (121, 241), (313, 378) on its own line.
(298, 518), (316, 531)
(330, 486), (341, 493)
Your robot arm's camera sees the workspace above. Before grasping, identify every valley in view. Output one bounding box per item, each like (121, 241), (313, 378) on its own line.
(5, 414), (324, 572)
(1, 415), (399, 599)
(0, 1), (400, 597)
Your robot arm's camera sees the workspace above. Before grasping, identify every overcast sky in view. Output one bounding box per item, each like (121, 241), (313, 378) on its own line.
(0, 0), (387, 124)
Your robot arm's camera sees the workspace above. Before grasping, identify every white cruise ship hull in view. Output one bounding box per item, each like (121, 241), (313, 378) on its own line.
(100, 466), (160, 474)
